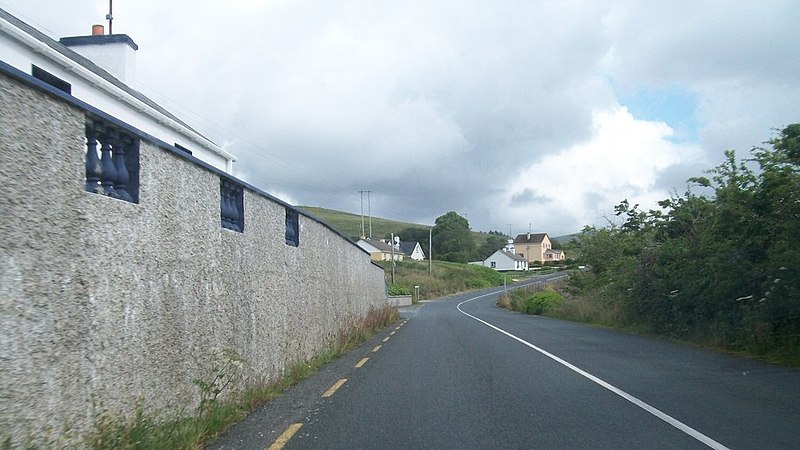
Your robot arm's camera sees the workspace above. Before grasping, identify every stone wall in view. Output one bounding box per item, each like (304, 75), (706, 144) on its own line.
(0, 70), (387, 445)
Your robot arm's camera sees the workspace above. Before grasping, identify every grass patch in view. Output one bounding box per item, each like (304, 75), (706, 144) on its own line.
(497, 286), (565, 315)
(78, 305), (399, 450)
(379, 260), (533, 300)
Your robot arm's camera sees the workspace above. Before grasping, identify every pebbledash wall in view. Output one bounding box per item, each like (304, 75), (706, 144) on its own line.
(0, 65), (387, 444)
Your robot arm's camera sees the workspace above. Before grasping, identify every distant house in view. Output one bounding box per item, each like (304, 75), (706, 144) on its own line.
(399, 241), (425, 261)
(357, 238), (404, 262)
(544, 248), (566, 262)
(0, 9), (236, 172)
(513, 232), (565, 264)
(480, 249), (528, 271)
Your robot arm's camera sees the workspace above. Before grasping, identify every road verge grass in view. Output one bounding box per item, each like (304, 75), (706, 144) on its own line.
(77, 305), (399, 450)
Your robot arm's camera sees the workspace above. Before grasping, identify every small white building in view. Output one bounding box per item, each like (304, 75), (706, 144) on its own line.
(481, 249), (529, 271)
(0, 8), (236, 172)
(399, 241), (426, 261)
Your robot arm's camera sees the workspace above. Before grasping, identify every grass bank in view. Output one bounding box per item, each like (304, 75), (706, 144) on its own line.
(72, 306), (399, 450)
(379, 260), (541, 300)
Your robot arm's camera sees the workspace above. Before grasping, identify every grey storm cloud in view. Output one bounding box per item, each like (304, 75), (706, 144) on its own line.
(4, 0), (798, 236)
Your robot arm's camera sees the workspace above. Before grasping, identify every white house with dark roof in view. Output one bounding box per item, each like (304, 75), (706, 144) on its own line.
(0, 9), (235, 172)
(399, 241), (425, 261)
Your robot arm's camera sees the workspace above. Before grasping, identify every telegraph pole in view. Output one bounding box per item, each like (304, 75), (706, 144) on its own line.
(428, 227), (432, 275)
(367, 190), (372, 238)
(390, 232), (395, 284)
(359, 190), (372, 238)
(359, 191), (365, 238)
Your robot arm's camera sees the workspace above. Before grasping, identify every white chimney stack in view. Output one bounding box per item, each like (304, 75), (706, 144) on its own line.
(60, 26), (138, 83)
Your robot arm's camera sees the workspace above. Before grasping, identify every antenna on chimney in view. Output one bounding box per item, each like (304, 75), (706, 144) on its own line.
(106, 0), (114, 35)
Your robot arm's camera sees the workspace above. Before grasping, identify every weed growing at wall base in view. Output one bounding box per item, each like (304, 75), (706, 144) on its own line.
(80, 305), (398, 449)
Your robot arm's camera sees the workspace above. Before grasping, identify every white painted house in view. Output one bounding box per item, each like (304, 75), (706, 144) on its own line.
(399, 241), (426, 261)
(481, 249), (529, 271)
(0, 9), (235, 172)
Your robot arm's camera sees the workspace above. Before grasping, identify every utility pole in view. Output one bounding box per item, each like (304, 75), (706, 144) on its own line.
(390, 232), (395, 284)
(428, 227), (432, 275)
(367, 190), (372, 239)
(359, 190), (372, 238)
(359, 191), (365, 238)
(507, 224), (512, 238)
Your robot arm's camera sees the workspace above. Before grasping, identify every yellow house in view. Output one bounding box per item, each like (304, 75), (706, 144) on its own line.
(513, 233), (565, 264)
(356, 238), (404, 262)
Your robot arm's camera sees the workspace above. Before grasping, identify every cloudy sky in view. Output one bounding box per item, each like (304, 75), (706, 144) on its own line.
(3, 0), (798, 236)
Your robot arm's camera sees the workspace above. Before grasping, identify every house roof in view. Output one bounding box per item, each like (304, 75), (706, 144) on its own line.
(360, 238), (395, 253)
(0, 8), (234, 162)
(505, 251), (528, 261)
(490, 249), (527, 262)
(398, 241), (419, 255)
(513, 233), (549, 244)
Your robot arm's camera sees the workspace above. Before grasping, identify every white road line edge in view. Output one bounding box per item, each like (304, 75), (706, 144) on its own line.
(457, 291), (730, 450)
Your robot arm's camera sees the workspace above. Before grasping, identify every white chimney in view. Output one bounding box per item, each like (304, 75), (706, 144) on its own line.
(60, 26), (138, 83)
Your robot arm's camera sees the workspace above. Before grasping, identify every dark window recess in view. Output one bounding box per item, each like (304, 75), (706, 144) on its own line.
(84, 116), (140, 203)
(220, 179), (244, 232)
(174, 143), (192, 155)
(32, 65), (71, 94)
(285, 208), (299, 247)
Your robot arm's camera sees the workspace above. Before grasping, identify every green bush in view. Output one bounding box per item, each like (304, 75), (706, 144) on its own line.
(467, 278), (491, 289)
(525, 289), (564, 315)
(388, 284), (412, 295)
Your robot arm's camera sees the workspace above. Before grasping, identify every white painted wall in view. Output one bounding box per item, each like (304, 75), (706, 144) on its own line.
(483, 250), (527, 271)
(0, 14), (235, 172)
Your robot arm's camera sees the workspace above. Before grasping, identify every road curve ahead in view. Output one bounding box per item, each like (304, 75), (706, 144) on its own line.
(214, 279), (800, 449)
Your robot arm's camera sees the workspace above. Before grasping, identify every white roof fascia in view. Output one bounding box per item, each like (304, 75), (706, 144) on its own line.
(0, 15), (236, 163)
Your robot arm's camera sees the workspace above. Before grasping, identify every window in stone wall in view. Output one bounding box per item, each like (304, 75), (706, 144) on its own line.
(220, 179), (244, 232)
(84, 116), (140, 203)
(285, 207), (299, 247)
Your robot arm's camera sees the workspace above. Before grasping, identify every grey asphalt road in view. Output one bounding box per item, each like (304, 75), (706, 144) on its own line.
(210, 277), (800, 449)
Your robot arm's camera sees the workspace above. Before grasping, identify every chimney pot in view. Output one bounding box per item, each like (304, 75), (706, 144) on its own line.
(92, 24), (105, 36)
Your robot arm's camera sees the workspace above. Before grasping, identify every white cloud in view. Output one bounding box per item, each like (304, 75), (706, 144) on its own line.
(501, 107), (703, 234)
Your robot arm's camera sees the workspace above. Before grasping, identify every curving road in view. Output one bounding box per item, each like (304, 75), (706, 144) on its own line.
(211, 276), (800, 449)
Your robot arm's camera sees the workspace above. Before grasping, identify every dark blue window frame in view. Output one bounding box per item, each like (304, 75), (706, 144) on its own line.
(285, 208), (299, 247)
(220, 179), (244, 232)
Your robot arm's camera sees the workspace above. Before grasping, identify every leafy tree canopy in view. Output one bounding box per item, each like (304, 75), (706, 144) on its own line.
(432, 211), (476, 263)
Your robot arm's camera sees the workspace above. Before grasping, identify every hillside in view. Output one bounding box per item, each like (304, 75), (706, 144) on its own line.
(297, 206), (506, 246)
(298, 206), (428, 240)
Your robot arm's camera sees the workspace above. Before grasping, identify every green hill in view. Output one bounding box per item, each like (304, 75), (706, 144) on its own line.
(297, 206), (505, 247)
(297, 206), (429, 240)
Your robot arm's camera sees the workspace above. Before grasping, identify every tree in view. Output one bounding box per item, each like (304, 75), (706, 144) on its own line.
(432, 211), (476, 263)
(396, 227), (430, 250)
(477, 234), (508, 260)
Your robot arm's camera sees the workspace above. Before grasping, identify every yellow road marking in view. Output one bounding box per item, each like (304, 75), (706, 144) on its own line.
(355, 357), (369, 368)
(372, 345), (382, 352)
(382, 336), (391, 342)
(268, 423), (303, 450)
(322, 378), (347, 398)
